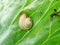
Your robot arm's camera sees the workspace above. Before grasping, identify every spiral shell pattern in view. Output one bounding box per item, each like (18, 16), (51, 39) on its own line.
(19, 14), (32, 30)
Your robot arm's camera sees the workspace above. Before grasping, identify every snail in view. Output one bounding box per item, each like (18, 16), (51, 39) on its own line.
(19, 14), (32, 30)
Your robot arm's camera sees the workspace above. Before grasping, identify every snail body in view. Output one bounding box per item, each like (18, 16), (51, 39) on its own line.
(19, 14), (32, 30)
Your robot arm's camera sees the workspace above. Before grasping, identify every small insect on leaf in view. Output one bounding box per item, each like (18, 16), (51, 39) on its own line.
(50, 9), (60, 21)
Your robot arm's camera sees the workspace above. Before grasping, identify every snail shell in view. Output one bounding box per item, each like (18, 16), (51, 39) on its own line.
(19, 14), (32, 30)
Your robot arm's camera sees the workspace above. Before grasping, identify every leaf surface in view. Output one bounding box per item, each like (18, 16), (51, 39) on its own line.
(0, 0), (60, 45)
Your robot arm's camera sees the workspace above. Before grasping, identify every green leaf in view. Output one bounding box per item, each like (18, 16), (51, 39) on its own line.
(0, 0), (60, 45)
